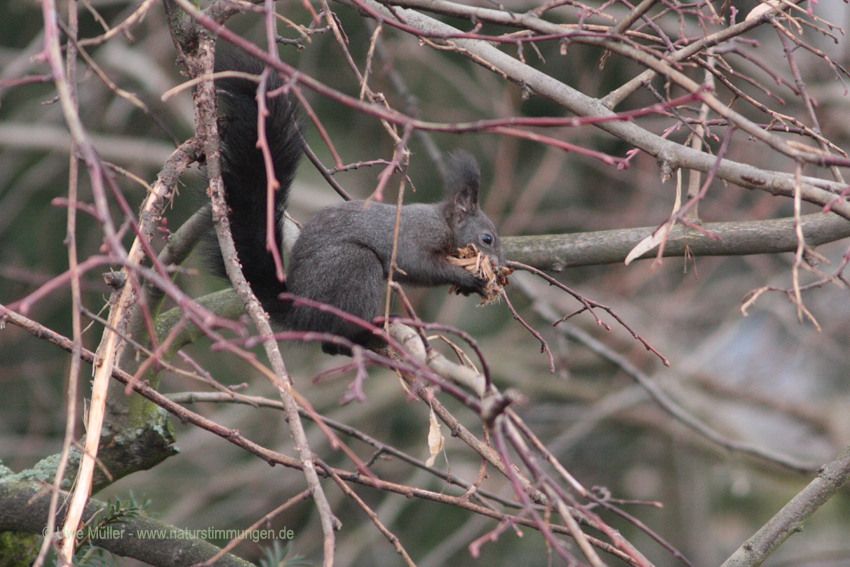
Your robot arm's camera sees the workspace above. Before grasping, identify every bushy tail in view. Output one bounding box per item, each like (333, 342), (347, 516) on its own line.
(209, 47), (302, 321)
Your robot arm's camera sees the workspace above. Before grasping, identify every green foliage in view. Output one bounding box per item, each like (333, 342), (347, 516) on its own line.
(73, 493), (150, 552)
(45, 545), (117, 567)
(259, 540), (311, 567)
(0, 531), (39, 567)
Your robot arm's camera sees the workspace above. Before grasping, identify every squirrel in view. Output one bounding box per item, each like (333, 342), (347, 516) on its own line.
(207, 48), (506, 355)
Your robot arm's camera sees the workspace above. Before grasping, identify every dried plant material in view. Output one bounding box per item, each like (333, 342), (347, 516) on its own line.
(448, 244), (512, 305)
(425, 406), (444, 468)
(625, 220), (675, 266)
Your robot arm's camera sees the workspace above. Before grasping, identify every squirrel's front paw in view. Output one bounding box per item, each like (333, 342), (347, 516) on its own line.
(451, 277), (489, 298)
(448, 246), (511, 305)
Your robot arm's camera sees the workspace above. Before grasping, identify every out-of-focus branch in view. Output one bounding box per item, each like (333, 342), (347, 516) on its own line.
(510, 272), (821, 474)
(0, 122), (175, 166)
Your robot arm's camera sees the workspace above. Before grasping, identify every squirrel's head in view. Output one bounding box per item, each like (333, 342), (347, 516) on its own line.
(444, 151), (506, 269)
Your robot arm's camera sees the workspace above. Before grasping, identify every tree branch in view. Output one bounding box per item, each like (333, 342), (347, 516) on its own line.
(503, 213), (850, 270)
(720, 444), (850, 567)
(0, 480), (254, 567)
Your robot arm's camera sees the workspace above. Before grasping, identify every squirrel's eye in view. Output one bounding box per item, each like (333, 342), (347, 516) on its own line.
(481, 233), (493, 245)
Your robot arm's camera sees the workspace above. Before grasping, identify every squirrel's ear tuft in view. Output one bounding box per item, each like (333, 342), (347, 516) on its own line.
(445, 150), (481, 216)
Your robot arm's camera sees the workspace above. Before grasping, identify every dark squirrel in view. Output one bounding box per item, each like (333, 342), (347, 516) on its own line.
(208, 50), (505, 354)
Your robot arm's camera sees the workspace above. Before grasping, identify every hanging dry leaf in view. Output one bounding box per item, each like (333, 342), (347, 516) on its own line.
(425, 407), (445, 468)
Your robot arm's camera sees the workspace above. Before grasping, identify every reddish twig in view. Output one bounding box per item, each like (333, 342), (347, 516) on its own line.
(508, 261), (670, 366)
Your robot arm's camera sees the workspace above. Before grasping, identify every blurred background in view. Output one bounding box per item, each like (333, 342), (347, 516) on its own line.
(2, 0), (850, 565)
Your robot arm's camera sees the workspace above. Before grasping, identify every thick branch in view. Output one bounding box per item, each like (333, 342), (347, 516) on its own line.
(503, 213), (850, 270)
(0, 480), (253, 567)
